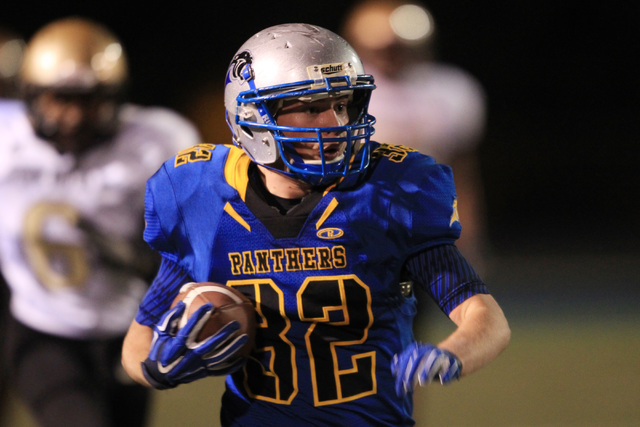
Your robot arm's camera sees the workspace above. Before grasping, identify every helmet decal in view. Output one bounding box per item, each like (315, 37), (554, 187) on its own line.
(228, 50), (253, 83)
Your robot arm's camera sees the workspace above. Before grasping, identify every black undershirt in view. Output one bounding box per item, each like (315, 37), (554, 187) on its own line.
(245, 163), (323, 239)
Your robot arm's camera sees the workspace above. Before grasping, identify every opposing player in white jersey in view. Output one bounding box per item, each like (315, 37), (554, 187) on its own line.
(341, 0), (489, 273)
(0, 24), (26, 423)
(0, 17), (200, 427)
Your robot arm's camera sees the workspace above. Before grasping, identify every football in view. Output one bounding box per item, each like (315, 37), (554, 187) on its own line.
(171, 282), (256, 358)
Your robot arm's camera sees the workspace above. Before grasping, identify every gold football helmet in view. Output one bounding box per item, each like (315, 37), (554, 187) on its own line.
(21, 17), (127, 92)
(20, 17), (129, 153)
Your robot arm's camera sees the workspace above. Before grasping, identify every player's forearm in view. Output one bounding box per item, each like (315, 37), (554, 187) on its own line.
(121, 320), (153, 387)
(439, 293), (510, 376)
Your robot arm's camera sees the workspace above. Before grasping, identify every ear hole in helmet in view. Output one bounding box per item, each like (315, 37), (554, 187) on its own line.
(240, 125), (253, 138)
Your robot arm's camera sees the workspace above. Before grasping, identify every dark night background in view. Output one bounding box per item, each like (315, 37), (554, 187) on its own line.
(2, 2), (640, 426)
(4, 1), (638, 256)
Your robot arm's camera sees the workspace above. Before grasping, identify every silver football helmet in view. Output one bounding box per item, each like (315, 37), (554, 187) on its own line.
(224, 23), (376, 186)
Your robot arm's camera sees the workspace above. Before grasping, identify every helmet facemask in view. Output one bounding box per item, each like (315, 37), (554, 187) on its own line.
(233, 74), (375, 186)
(24, 86), (122, 155)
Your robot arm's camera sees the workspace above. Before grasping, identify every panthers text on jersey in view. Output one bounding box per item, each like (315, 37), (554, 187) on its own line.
(138, 142), (470, 426)
(0, 99), (200, 339)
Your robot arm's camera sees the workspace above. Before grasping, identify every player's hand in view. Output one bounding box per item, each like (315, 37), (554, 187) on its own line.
(141, 301), (249, 389)
(391, 342), (462, 396)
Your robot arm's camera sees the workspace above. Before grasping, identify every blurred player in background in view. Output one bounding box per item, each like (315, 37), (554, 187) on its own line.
(0, 23), (26, 423)
(341, 0), (490, 274)
(0, 17), (200, 427)
(0, 26), (25, 98)
(121, 23), (510, 426)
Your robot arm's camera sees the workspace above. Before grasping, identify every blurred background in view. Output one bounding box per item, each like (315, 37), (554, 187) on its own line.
(2, 0), (638, 425)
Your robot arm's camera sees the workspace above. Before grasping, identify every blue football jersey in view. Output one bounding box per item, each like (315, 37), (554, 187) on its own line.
(140, 142), (465, 426)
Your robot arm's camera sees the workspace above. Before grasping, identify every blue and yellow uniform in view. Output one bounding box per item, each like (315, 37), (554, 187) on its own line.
(135, 142), (487, 426)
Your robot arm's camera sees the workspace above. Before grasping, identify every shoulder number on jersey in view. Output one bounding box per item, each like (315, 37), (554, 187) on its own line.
(372, 143), (416, 163)
(174, 143), (217, 167)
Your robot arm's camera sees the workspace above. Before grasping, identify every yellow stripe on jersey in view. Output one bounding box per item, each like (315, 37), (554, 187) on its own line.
(450, 199), (460, 226)
(316, 197), (338, 230)
(223, 145), (252, 201)
(224, 202), (251, 232)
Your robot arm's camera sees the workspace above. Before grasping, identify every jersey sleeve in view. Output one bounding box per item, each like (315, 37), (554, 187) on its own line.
(408, 159), (461, 248)
(406, 244), (488, 315)
(143, 164), (183, 263)
(135, 256), (192, 326)
(142, 144), (240, 281)
(381, 146), (463, 255)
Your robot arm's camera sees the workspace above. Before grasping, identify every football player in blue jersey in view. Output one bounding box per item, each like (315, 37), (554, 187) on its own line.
(122, 23), (510, 426)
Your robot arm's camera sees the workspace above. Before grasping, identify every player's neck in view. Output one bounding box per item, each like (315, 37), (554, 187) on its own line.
(256, 164), (311, 199)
